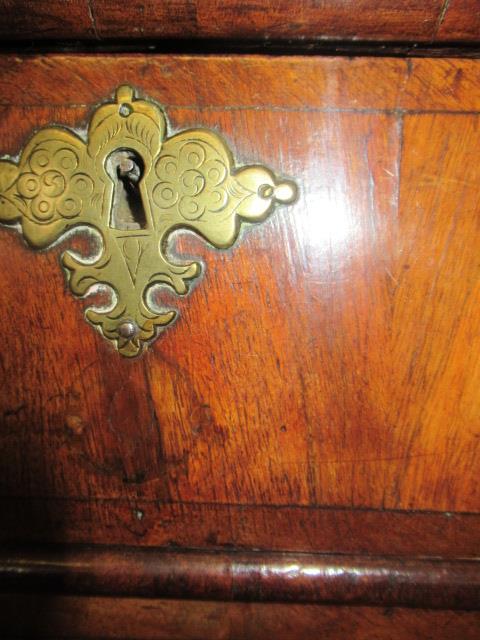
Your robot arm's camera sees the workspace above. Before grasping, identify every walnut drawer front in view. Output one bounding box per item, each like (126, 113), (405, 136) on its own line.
(1, 54), (480, 638)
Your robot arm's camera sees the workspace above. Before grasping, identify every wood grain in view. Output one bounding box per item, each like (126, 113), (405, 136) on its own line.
(2, 546), (480, 609)
(1, 55), (480, 519)
(2, 595), (480, 640)
(3, 55), (480, 112)
(0, 0), (96, 41)
(2, 1), (480, 45)
(0, 55), (407, 110)
(1, 54), (480, 634)
(1, 49), (480, 639)
(437, 0), (480, 41)
(3, 499), (480, 557)
(91, 0), (443, 41)
(0, 0), (453, 43)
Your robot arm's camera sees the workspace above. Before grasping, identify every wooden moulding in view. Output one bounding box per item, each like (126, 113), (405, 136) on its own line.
(0, 0), (479, 44)
(1, 546), (480, 610)
(3, 499), (480, 559)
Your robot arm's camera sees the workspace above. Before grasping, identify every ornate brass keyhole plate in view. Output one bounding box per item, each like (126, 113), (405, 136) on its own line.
(0, 86), (297, 357)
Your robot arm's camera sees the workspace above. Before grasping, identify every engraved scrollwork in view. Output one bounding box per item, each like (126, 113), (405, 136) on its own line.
(154, 139), (230, 222)
(17, 144), (88, 224)
(0, 85), (297, 357)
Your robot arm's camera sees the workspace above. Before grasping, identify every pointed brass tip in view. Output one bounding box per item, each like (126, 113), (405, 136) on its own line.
(274, 180), (298, 204)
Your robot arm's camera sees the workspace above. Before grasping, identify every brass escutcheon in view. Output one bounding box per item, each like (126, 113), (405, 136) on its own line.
(0, 86), (297, 356)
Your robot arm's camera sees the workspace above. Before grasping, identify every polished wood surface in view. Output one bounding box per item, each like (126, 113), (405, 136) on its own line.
(1, 55), (480, 519)
(2, 546), (480, 609)
(1, 53), (480, 636)
(1, 0), (480, 43)
(2, 596), (480, 640)
(4, 499), (480, 556)
(437, 0), (480, 40)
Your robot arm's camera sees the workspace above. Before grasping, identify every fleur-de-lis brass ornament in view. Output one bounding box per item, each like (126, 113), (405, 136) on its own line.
(0, 86), (297, 356)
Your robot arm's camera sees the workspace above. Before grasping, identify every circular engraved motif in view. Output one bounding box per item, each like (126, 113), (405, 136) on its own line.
(70, 173), (94, 198)
(30, 149), (51, 174)
(180, 142), (206, 169)
(164, 160), (177, 177)
(31, 196), (54, 221)
(155, 155), (177, 181)
(53, 147), (79, 173)
(19, 143), (87, 224)
(209, 188), (228, 212)
(204, 158), (227, 186)
(57, 195), (82, 218)
(41, 170), (66, 198)
(152, 183), (178, 209)
(20, 143), (91, 223)
(179, 195), (205, 220)
(154, 140), (230, 221)
(181, 169), (205, 197)
(17, 173), (41, 199)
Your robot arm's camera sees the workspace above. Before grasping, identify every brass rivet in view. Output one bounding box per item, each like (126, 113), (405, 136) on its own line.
(118, 320), (137, 339)
(119, 103), (132, 117)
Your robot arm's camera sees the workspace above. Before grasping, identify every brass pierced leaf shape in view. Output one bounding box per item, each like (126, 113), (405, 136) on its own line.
(0, 85), (297, 356)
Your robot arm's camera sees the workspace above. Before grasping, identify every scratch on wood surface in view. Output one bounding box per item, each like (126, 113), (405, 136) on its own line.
(435, 0), (451, 37)
(385, 267), (399, 286)
(86, 0), (100, 40)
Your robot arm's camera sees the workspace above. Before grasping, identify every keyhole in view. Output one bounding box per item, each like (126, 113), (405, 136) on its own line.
(107, 149), (147, 230)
